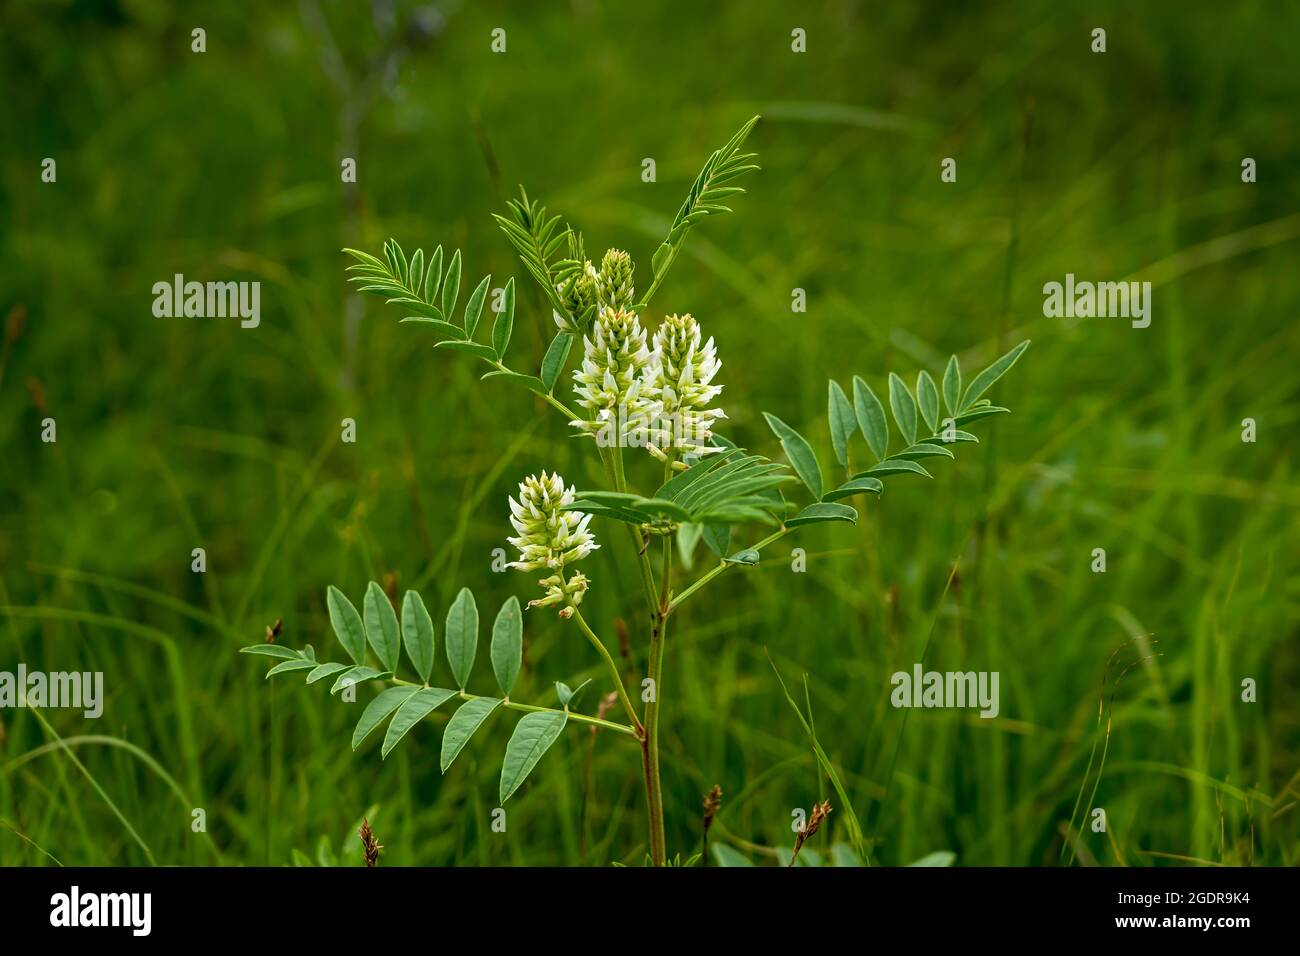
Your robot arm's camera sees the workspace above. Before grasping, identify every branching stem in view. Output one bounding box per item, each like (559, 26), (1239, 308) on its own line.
(571, 606), (644, 735)
(667, 527), (790, 614)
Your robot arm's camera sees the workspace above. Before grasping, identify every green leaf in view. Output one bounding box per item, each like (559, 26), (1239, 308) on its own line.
(942, 355), (962, 416)
(888, 372), (918, 446)
(651, 242), (672, 277)
(240, 644), (304, 661)
(762, 412), (823, 500)
(480, 369), (548, 394)
(326, 586), (366, 665)
(462, 274), (491, 341)
(399, 317), (460, 337)
(851, 376), (888, 462)
(908, 850), (957, 867)
(890, 442), (955, 461)
(440, 697), (502, 772)
(400, 590), (435, 684)
(266, 659), (316, 678)
(827, 380), (856, 468)
(493, 277), (516, 358)
(855, 460), (933, 479)
(305, 662), (351, 684)
(711, 844), (755, 867)
(916, 370), (940, 433)
(330, 666), (390, 695)
(561, 678), (592, 709)
(490, 595), (523, 697)
(702, 523), (732, 558)
(442, 249), (462, 322)
(540, 332), (574, 392)
(676, 521), (703, 569)
(408, 248), (425, 296)
(352, 686), (421, 749)
(435, 341), (499, 361)
(363, 582), (400, 674)
(381, 687), (458, 758)
(954, 405), (1011, 425)
(920, 430), (979, 446)
(424, 245), (443, 302)
(386, 239), (407, 284)
(445, 587), (479, 689)
(831, 843), (864, 868)
(499, 711), (568, 802)
(822, 476), (884, 501)
(960, 340), (1029, 410)
(389, 299), (445, 320)
(343, 247), (386, 270)
(786, 502), (857, 527)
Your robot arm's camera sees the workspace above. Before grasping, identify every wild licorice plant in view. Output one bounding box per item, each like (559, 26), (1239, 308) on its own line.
(242, 116), (1029, 866)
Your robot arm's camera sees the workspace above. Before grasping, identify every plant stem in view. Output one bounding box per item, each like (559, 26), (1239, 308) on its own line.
(463, 691), (638, 739)
(608, 443), (660, 612)
(487, 358), (582, 421)
(385, 677), (638, 738)
(667, 527), (790, 613)
(571, 607), (644, 734)
(641, 534), (672, 866)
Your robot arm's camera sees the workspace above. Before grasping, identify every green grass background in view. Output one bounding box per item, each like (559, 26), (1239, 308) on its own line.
(1, 0), (1297, 866)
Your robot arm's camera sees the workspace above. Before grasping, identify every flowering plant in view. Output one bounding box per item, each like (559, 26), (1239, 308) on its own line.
(242, 116), (1028, 865)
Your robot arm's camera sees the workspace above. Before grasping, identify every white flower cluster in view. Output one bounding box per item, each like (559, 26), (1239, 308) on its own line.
(570, 251), (725, 460)
(505, 471), (598, 614)
(644, 312), (726, 460)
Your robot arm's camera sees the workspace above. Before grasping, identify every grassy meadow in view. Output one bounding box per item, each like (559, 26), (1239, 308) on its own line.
(1, 0), (1297, 866)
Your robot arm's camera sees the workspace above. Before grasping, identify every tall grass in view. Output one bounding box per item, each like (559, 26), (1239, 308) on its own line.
(1, 0), (1296, 865)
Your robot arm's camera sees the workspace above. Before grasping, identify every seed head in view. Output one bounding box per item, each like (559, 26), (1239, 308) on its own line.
(703, 784), (723, 832)
(358, 818), (383, 868)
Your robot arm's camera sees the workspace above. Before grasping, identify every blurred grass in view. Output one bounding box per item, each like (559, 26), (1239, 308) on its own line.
(0, 0), (1297, 866)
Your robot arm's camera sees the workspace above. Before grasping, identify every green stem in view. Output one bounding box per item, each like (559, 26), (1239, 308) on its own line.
(487, 358), (582, 422)
(667, 528), (790, 614)
(607, 443), (659, 613)
(633, 246), (678, 313)
(642, 535), (673, 866)
(466, 690), (637, 739)
(386, 676), (637, 737)
(571, 607), (644, 734)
